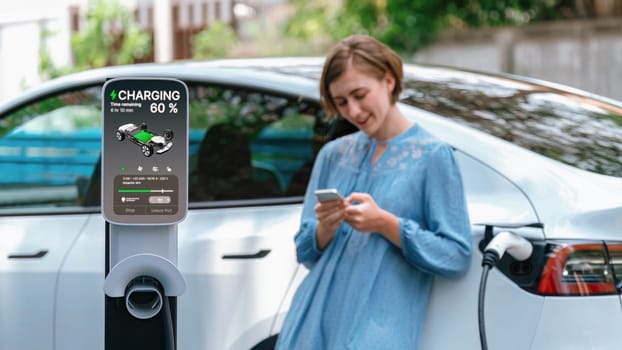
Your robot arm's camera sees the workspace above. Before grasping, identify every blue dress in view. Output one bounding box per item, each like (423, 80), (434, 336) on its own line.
(276, 123), (472, 349)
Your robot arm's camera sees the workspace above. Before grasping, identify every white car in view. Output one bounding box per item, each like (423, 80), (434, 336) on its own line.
(0, 57), (621, 349)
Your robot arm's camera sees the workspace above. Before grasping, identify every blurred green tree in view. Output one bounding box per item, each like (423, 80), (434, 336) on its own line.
(40, 0), (151, 78)
(192, 21), (239, 59)
(71, 0), (152, 69)
(285, 0), (576, 55)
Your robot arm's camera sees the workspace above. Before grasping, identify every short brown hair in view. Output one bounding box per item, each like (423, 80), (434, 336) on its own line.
(320, 34), (403, 118)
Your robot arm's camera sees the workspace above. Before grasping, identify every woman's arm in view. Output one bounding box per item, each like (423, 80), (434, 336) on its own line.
(400, 144), (472, 278)
(293, 145), (344, 265)
(344, 144), (472, 278)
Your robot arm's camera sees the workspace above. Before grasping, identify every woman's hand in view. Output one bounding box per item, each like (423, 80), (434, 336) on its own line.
(345, 192), (402, 247)
(314, 198), (346, 250)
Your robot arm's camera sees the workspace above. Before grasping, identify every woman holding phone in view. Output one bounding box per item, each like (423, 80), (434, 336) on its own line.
(276, 34), (472, 350)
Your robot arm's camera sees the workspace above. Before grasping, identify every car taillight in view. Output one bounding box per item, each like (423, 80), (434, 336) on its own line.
(537, 243), (618, 296)
(605, 243), (622, 291)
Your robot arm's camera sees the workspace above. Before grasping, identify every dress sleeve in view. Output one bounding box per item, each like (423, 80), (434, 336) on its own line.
(293, 145), (330, 266)
(399, 144), (472, 278)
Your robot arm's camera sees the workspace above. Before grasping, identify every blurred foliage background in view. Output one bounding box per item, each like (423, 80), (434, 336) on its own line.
(40, 0), (152, 78)
(284, 0), (598, 55)
(39, 0), (619, 77)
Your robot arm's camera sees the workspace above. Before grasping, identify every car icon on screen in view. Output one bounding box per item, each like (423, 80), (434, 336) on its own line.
(116, 122), (173, 157)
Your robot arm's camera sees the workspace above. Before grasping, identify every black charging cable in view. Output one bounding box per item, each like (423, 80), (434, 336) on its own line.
(125, 276), (176, 350)
(162, 293), (175, 350)
(479, 250), (500, 350)
(477, 224), (536, 350)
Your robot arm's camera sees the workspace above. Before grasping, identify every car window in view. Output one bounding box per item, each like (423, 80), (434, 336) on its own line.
(187, 84), (328, 202)
(0, 87), (102, 212)
(401, 67), (622, 177)
(0, 83), (329, 212)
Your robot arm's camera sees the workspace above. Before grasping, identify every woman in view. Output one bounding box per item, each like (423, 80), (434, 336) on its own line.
(276, 34), (472, 349)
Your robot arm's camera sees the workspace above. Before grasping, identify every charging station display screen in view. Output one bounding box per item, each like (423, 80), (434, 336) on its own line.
(102, 78), (188, 225)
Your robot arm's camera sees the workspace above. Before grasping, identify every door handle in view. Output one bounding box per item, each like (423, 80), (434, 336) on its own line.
(7, 250), (49, 259)
(222, 249), (271, 260)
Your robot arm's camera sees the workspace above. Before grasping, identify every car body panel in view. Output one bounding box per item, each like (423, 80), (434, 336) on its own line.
(0, 215), (87, 350)
(176, 205), (300, 350)
(454, 150), (539, 226)
(55, 214), (105, 350)
(529, 296), (622, 350)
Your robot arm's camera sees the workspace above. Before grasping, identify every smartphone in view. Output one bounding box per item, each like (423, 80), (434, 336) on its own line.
(314, 188), (344, 203)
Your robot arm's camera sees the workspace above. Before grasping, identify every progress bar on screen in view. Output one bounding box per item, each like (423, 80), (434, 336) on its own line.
(118, 189), (175, 193)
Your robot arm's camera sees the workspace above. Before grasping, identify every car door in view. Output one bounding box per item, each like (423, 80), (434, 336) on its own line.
(0, 88), (101, 350)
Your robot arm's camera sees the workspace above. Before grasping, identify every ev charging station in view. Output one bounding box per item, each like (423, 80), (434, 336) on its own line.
(101, 78), (188, 349)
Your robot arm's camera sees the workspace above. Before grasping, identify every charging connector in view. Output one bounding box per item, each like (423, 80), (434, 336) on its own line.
(484, 231), (533, 263)
(124, 276), (175, 350)
(479, 230), (533, 350)
(125, 276), (164, 320)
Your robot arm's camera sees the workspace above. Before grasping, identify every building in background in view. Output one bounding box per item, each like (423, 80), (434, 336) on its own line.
(0, 0), (71, 102)
(414, 12), (622, 102)
(0, 0), (260, 102)
(3, 1), (621, 103)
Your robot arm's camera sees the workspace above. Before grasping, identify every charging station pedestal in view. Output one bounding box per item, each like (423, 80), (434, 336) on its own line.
(101, 78), (188, 350)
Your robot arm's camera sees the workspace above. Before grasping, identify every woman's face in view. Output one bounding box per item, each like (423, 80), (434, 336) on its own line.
(329, 65), (395, 139)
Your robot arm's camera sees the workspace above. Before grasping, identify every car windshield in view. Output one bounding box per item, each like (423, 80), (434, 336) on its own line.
(400, 66), (622, 178)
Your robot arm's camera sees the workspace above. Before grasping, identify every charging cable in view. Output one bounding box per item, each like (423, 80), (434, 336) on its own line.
(162, 295), (175, 350)
(479, 231), (533, 350)
(125, 276), (176, 350)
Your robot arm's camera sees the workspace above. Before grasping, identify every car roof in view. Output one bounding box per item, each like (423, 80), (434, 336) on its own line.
(0, 57), (326, 116)
(6, 55), (622, 115)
